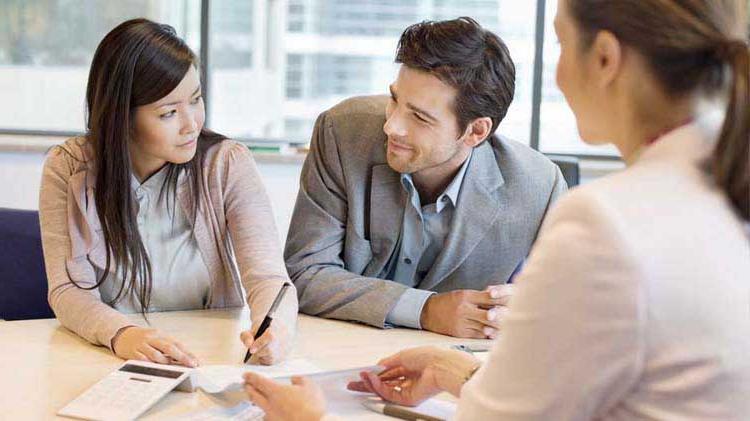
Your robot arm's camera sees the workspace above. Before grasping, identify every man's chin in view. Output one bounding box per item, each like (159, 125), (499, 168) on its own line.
(386, 154), (412, 174)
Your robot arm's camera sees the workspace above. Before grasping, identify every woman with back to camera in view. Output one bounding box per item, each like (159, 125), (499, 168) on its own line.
(39, 19), (297, 367)
(241, 0), (750, 419)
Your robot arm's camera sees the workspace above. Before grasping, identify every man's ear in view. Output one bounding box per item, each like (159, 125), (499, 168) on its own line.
(462, 117), (493, 147)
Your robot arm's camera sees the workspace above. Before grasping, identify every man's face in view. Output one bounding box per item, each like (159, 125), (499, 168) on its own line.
(384, 65), (466, 175)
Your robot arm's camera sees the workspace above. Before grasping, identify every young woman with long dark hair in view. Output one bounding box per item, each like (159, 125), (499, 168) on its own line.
(39, 19), (297, 367)
(242, 0), (750, 419)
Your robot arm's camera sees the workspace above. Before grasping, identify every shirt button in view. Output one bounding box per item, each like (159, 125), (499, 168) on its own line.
(404, 257), (412, 265)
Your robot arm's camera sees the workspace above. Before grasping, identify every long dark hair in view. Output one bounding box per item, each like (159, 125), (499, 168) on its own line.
(77, 18), (225, 315)
(568, 0), (749, 220)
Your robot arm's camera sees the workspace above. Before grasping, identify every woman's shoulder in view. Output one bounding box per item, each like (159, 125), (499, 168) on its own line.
(538, 172), (647, 256)
(551, 161), (667, 222)
(200, 138), (261, 187)
(543, 181), (621, 235)
(44, 136), (94, 174)
(202, 138), (255, 165)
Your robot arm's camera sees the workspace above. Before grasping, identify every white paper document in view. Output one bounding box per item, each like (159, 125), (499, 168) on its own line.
(187, 358), (325, 394)
(305, 366), (456, 420)
(178, 363), (456, 420)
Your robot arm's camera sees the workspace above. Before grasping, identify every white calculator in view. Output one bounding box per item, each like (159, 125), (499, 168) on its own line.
(58, 360), (193, 421)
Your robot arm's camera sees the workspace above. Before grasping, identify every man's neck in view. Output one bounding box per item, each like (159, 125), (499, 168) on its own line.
(411, 148), (471, 205)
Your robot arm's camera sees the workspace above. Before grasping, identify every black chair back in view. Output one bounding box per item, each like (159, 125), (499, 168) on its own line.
(0, 208), (55, 320)
(547, 155), (581, 188)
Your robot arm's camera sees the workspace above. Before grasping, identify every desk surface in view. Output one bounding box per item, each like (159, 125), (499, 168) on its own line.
(0, 308), (486, 419)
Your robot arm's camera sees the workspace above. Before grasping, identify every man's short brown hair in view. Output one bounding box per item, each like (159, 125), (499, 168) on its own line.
(395, 17), (516, 139)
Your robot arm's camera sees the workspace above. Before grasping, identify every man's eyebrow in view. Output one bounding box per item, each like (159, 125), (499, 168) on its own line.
(389, 85), (437, 122)
(157, 86), (201, 107)
(406, 103), (437, 123)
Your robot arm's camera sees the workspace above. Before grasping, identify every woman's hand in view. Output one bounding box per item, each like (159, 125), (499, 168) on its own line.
(347, 346), (480, 406)
(111, 326), (200, 367)
(240, 319), (290, 365)
(244, 373), (325, 421)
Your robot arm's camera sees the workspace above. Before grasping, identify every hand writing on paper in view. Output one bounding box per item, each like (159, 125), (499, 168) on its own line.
(112, 326), (200, 367)
(347, 346), (480, 405)
(243, 373), (325, 421)
(240, 319), (290, 365)
(420, 284), (513, 339)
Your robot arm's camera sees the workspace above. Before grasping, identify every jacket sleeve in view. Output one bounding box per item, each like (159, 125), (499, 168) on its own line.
(284, 111), (408, 328)
(222, 143), (299, 336)
(39, 146), (136, 350)
(547, 165), (568, 210)
(455, 188), (644, 420)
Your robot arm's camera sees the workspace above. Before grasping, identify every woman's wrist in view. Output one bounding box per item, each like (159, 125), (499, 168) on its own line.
(110, 325), (137, 354)
(431, 349), (481, 397)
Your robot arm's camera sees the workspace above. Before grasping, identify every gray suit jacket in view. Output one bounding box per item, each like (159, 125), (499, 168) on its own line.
(285, 95), (567, 328)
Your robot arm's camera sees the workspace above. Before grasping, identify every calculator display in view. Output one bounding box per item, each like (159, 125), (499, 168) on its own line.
(119, 364), (184, 379)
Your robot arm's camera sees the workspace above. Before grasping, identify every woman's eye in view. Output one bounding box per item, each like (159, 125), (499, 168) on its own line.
(414, 113), (428, 123)
(160, 110), (176, 119)
(190, 95), (202, 104)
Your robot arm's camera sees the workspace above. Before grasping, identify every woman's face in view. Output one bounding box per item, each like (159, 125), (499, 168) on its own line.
(130, 65), (205, 179)
(554, 0), (611, 145)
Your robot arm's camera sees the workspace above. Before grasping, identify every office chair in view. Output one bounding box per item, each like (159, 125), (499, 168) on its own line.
(547, 154), (581, 188)
(0, 208), (55, 320)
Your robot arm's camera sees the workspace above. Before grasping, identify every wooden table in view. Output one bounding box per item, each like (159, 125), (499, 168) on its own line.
(0, 308), (487, 419)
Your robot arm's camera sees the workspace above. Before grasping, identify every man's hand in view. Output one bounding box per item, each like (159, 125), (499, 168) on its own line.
(420, 284), (514, 338)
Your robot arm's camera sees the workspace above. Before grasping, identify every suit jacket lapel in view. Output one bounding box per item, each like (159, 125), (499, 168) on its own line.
(369, 163), (406, 277)
(420, 142), (506, 290)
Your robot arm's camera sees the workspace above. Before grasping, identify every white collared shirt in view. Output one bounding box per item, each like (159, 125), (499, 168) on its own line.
(98, 166), (211, 313)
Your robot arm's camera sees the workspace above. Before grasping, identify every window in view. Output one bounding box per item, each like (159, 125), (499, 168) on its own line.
(0, 0), (201, 132)
(10, 0), (732, 158)
(207, 0), (538, 145)
(538, 0), (618, 156)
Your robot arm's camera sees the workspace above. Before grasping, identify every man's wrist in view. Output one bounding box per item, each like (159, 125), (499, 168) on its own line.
(420, 294), (435, 331)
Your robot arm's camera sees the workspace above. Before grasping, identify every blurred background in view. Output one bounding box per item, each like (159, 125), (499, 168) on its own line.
(3, 0), (745, 237)
(0, 0), (616, 154)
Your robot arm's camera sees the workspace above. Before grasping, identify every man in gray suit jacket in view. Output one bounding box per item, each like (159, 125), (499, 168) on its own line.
(285, 18), (566, 339)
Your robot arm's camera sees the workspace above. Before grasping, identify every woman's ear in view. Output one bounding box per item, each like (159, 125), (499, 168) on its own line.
(462, 117), (493, 147)
(591, 30), (623, 89)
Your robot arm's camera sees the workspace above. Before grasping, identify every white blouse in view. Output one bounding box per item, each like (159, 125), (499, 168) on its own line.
(98, 166), (211, 313)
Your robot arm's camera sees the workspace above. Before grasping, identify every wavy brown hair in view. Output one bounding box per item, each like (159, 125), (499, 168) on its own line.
(75, 18), (225, 315)
(568, 0), (749, 220)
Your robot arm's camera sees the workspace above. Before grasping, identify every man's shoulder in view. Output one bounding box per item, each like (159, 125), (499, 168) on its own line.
(488, 135), (559, 178)
(311, 95), (389, 165)
(317, 95), (388, 143)
(324, 95), (389, 121)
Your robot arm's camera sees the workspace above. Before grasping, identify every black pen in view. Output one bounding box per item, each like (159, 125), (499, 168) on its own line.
(243, 283), (292, 363)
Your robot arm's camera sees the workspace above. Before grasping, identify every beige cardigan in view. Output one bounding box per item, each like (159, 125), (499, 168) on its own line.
(39, 137), (298, 350)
